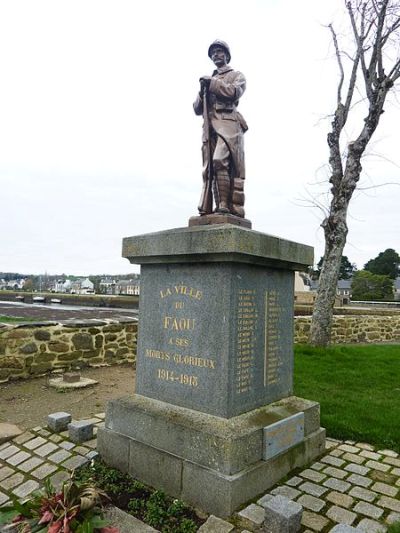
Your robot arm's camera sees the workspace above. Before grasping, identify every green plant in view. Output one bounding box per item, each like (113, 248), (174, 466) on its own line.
(388, 522), (400, 533)
(0, 477), (118, 532)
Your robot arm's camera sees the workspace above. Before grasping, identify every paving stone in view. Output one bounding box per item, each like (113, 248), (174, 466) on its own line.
(310, 461), (325, 471)
(331, 448), (345, 457)
(86, 451), (99, 460)
(323, 466), (349, 479)
(237, 503), (264, 527)
(301, 510), (329, 531)
(344, 463), (370, 476)
(49, 434), (63, 443)
(286, 476), (303, 487)
(347, 474), (373, 488)
(62, 455), (89, 470)
(198, 515), (235, 532)
(357, 443), (375, 451)
(391, 467), (400, 476)
(371, 481), (398, 497)
(13, 431), (35, 445)
(31, 462), (58, 480)
(257, 493), (274, 507)
(326, 491), (354, 508)
(60, 430), (69, 438)
(326, 505), (357, 525)
(59, 441), (75, 451)
(18, 456), (45, 472)
(270, 485), (301, 500)
(6, 450), (31, 466)
(321, 455), (346, 467)
(0, 442), (10, 451)
(299, 481), (328, 497)
(0, 445), (20, 460)
(338, 444), (360, 454)
(323, 477), (351, 493)
(48, 449), (72, 464)
(377, 495), (400, 512)
(0, 490), (8, 506)
(344, 440), (356, 445)
(383, 456), (400, 467)
(0, 466), (14, 481)
(50, 470), (70, 491)
(32, 426), (42, 432)
(94, 412), (105, 419)
(371, 471), (397, 484)
(73, 446), (90, 456)
(359, 450), (382, 461)
(378, 449), (398, 458)
(356, 518), (387, 532)
(365, 460), (391, 472)
(297, 494), (325, 512)
(37, 428), (51, 437)
(299, 469), (326, 483)
(354, 500), (384, 519)
(12, 479), (40, 499)
(24, 436), (47, 450)
(349, 486), (378, 502)
(84, 438), (97, 449)
(329, 526), (360, 533)
(386, 511), (400, 524)
(0, 472), (25, 490)
(342, 452), (366, 465)
(0, 423), (23, 444)
(35, 442), (59, 457)
(396, 478), (400, 487)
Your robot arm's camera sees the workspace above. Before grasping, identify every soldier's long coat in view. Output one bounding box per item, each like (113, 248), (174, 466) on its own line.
(193, 65), (247, 180)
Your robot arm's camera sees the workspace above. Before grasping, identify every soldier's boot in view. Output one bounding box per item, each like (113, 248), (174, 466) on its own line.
(215, 171), (231, 213)
(231, 178), (245, 218)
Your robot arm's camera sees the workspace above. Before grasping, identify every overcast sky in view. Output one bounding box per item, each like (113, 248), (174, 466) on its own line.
(1, 0), (399, 276)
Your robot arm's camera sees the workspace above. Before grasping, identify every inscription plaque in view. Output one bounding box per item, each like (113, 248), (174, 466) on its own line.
(263, 412), (305, 460)
(136, 262), (294, 418)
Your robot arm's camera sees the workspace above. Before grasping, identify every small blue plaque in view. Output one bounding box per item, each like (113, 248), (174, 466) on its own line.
(263, 412), (305, 460)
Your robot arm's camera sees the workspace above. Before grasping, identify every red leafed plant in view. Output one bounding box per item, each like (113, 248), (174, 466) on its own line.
(0, 477), (119, 532)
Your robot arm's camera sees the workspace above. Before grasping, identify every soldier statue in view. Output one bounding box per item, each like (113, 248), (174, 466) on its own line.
(194, 40), (248, 218)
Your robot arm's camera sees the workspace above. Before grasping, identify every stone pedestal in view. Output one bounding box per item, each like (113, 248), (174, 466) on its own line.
(98, 225), (325, 517)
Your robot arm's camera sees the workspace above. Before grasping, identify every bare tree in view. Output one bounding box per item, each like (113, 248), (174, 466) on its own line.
(310, 0), (400, 346)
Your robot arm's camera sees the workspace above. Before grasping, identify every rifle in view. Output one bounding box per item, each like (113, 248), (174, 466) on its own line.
(198, 84), (213, 215)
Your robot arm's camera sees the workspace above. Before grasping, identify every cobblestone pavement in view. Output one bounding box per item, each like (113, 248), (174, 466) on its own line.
(1, 426), (400, 532)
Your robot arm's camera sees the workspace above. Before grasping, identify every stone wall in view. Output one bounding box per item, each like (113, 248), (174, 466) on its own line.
(0, 318), (137, 383)
(295, 315), (400, 344)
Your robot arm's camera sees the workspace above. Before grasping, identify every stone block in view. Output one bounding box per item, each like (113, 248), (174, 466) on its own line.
(72, 333), (93, 350)
(63, 372), (81, 383)
(47, 412), (72, 432)
(262, 495), (302, 533)
(68, 420), (94, 443)
(0, 423), (23, 444)
(198, 515), (235, 532)
(97, 429), (130, 472)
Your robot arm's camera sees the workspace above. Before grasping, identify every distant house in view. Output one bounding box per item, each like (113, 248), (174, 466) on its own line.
(337, 279), (352, 305)
(70, 278), (95, 295)
(99, 278), (116, 295)
(2, 279), (26, 290)
(115, 279), (140, 296)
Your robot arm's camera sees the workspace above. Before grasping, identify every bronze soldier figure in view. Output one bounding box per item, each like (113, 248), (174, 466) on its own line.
(194, 40), (248, 218)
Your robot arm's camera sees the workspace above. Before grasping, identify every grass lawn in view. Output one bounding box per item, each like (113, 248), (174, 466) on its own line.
(0, 315), (42, 323)
(294, 344), (400, 452)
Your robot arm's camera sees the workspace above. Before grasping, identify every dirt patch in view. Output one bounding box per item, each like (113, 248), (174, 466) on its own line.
(0, 364), (136, 429)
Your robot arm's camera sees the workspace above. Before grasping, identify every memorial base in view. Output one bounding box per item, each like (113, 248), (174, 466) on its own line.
(188, 213), (252, 228)
(97, 394), (325, 517)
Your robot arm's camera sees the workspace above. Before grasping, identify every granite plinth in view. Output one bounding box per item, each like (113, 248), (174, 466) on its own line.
(135, 261), (294, 418)
(188, 214), (252, 229)
(98, 394), (325, 517)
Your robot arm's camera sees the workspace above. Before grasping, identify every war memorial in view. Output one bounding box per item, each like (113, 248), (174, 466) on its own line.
(98, 40), (325, 517)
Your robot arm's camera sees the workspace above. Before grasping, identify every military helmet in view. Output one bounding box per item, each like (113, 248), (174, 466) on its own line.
(208, 39), (231, 63)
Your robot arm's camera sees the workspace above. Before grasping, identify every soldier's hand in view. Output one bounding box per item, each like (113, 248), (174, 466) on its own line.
(200, 76), (211, 89)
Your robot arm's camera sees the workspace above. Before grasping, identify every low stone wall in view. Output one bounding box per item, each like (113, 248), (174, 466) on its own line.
(295, 315), (400, 344)
(0, 318), (137, 383)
